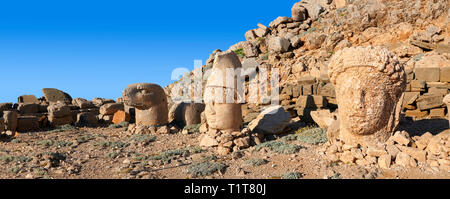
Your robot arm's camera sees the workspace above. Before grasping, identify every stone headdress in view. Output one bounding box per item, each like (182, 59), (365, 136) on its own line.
(328, 46), (406, 89)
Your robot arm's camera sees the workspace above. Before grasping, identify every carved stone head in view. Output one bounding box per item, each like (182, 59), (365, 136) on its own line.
(122, 83), (167, 110)
(122, 83), (168, 126)
(328, 46), (406, 146)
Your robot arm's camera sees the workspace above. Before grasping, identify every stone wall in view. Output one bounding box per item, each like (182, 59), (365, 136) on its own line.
(402, 63), (449, 119)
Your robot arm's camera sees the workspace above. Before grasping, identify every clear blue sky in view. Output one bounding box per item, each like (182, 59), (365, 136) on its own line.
(0, 0), (298, 103)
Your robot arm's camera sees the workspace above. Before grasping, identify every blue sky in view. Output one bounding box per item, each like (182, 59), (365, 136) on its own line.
(0, 0), (298, 102)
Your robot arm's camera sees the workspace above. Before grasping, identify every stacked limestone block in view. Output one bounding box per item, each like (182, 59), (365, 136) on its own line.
(402, 53), (450, 119)
(280, 75), (337, 123)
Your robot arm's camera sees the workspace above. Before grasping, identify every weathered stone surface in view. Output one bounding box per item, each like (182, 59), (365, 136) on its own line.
(0, 118), (4, 132)
(47, 102), (73, 126)
(156, 126), (170, 134)
(416, 94), (444, 110)
(335, 0), (347, 8)
(304, 33), (326, 50)
(291, 2), (307, 22)
(328, 46), (406, 146)
(444, 94), (450, 126)
(76, 112), (98, 127)
(395, 152), (413, 168)
(298, 0), (325, 21)
(440, 67), (450, 82)
(310, 109), (338, 129)
(72, 98), (95, 109)
(122, 83), (169, 126)
(295, 95), (315, 108)
(48, 115), (73, 126)
(16, 116), (40, 132)
(269, 16), (292, 28)
(405, 109), (428, 118)
(339, 151), (355, 164)
(248, 105), (291, 135)
(170, 102), (205, 126)
(402, 92), (420, 105)
(112, 111), (130, 124)
(99, 103), (124, 115)
(199, 134), (219, 147)
(318, 83), (336, 98)
(410, 80), (426, 92)
(245, 29), (257, 41)
(42, 88), (72, 103)
(367, 146), (388, 157)
(0, 103), (13, 112)
(378, 154), (391, 169)
(18, 95), (38, 103)
(391, 131), (411, 146)
(429, 108), (445, 118)
(17, 103), (40, 114)
(233, 137), (251, 149)
(3, 111), (18, 132)
(397, 146), (426, 163)
(242, 42), (259, 58)
(386, 144), (401, 158)
(255, 23), (269, 37)
(92, 98), (115, 107)
(268, 37), (290, 53)
(414, 67), (440, 82)
(47, 102), (71, 118)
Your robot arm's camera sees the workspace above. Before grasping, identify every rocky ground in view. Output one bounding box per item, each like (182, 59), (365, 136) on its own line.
(0, 121), (448, 179)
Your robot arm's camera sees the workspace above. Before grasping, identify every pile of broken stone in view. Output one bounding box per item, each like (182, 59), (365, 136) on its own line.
(0, 88), (125, 135)
(1, 0), (449, 173)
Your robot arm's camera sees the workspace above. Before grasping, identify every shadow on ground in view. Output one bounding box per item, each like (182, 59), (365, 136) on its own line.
(398, 118), (449, 136)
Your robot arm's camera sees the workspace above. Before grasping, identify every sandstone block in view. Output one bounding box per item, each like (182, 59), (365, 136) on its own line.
(200, 135), (219, 147)
(414, 67), (440, 82)
(395, 152), (414, 168)
(268, 37), (290, 53)
(367, 146), (388, 157)
(416, 94), (444, 110)
(99, 103), (124, 115)
(3, 111), (18, 132)
(16, 116), (40, 132)
(310, 109), (337, 129)
(18, 95), (38, 103)
(76, 112), (98, 127)
(440, 67), (450, 82)
(112, 111), (130, 124)
(92, 98), (115, 107)
(72, 98), (95, 109)
(248, 106), (291, 135)
(392, 131), (411, 146)
(42, 88), (72, 103)
(17, 103), (40, 114)
(404, 109), (428, 118)
(378, 154), (392, 169)
(429, 108), (445, 118)
(397, 146), (427, 163)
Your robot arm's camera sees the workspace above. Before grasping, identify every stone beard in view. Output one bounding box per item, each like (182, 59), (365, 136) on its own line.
(329, 46), (406, 146)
